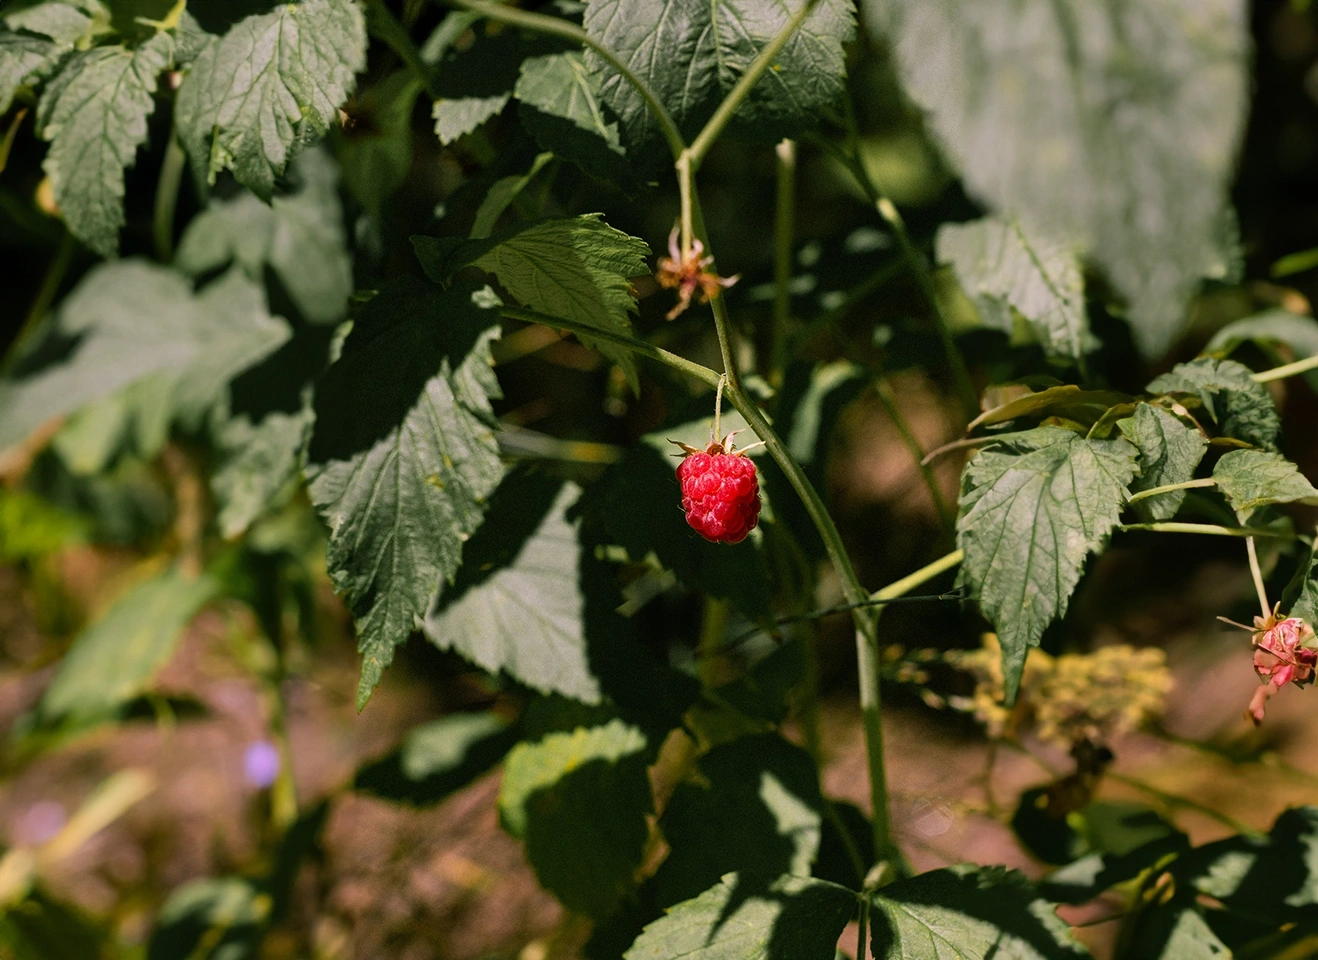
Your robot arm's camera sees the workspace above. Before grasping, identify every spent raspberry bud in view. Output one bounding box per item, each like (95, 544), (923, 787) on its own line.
(675, 442), (761, 544)
(1221, 604), (1317, 725)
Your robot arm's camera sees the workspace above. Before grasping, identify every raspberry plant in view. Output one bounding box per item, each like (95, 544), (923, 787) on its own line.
(2, 0), (1318, 958)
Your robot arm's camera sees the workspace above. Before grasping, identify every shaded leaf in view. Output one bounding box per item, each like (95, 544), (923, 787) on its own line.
(1126, 905), (1230, 960)
(1042, 832), (1188, 905)
(40, 566), (219, 723)
(1212, 449), (1318, 517)
(175, 0), (366, 199)
(868, 0), (1248, 356)
(957, 427), (1137, 702)
(0, 31), (66, 115)
(0, 260), (285, 455)
(515, 50), (635, 186)
(1117, 403), (1208, 521)
(416, 214), (649, 391)
(146, 877), (266, 960)
(354, 711), (517, 806)
(429, 21), (523, 144)
(3, 0), (101, 45)
(211, 405), (312, 539)
(651, 734), (824, 909)
(470, 150), (555, 240)
(1147, 358), (1280, 451)
(176, 146), (352, 325)
(0, 488), (86, 561)
(433, 92), (508, 144)
(424, 475), (602, 703)
(625, 873), (857, 960)
(585, 0), (855, 158)
(937, 216), (1089, 362)
(499, 718), (651, 918)
(306, 278), (504, 709)
(967, 384), (1132, 433)
(870, 865), (1089, 959)
(36, 32), (172, 255)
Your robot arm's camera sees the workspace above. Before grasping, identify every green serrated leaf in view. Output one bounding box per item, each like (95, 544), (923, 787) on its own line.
(428, 22), (523, 144)
(36, 31), (172, 256)
(958, 427), (1137, 702)
(0, 31), (67, 115)
(336, 70), (421, 215)
(40, 565), (220, 723)
(651, 734), (823, 910)
(416, 214), (649, 392)
(515, 50), (636, 187)
(499, 718), (652, 918)
(432, 92), (508, 144)
(424, 474), (603, 703)
(1131, 905), (1232, 960)
(4, 0), (102, 46)
(175, 0), (365, 200)
(1213, 449), (1318, 517)
(936, 216), (1089, 362)
(870, 865), (1090, 960)
(1207, 309), (1318, 393)
(1117, 403), (1208, 522)
(868, 0), (1248, 357)
(211, 405), (312, 539)
(1147, 358), (1281, 451)
(625, 873), (857, 960)
(305, 278), (504, 709)
(176, 147), (352, 325)
(585, 0), (855, 158)
(0, 260), (287, 455)
(354, 711), (516, 807)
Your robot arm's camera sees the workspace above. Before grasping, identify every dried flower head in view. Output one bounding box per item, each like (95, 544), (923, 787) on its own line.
(655, 227), (738, 320)
(951, 634), (1171, 748)
(1222, 606), (1318, 725)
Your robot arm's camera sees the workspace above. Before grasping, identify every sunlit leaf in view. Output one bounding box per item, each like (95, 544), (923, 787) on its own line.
(1117, 403), (1208, 522)
(39, 565), (220, 723)
(499, 719), (652, 918)
(1207, 309), (1318, 392)
(585, 0), (855, 157)
(1147, 358), (1280, 451)
(624, 873), (857, 960)
(958, 427), (1137, 702)
(1212, 449), (1318, 517)
(176, 147), (352, 326)
(937, 216), (1089, 362)
(36, 31), (172, 255)
(175, 0), (366, 200)
(869, 0), (1248, 356)
(305, 278), (503, 709)
(870, 865), (1090, 959)
(0, 32), (67, 115)
(354, 711), (516, 806)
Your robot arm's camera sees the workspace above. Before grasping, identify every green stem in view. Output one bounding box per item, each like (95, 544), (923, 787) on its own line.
(1105, 771), (1261, 837)
(1126, 477), (1216, 504)
(367, 0), (442, 98)
(856, 894), (870, 960)
(870, 549), (964, 603)
(152, 130), (186, 263)
(1246, 536), (1271, 620)
(13, 229), (75, 354)
(443, 0), (686, 160)
(874, 379), (955, 535)
(770, 138), (796, 382)
(1119, 522), (1295, 539)
(814, 129), (979, 421)
(685, 0), (821, 168)
(1252, 353), (1318, 384)
(499, 306), (721, 387)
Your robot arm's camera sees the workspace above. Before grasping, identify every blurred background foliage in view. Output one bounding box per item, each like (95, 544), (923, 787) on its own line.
(3, 0), (1318, 958)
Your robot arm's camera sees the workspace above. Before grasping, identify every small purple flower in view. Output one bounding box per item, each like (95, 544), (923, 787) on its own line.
(243, 741), (281, 789)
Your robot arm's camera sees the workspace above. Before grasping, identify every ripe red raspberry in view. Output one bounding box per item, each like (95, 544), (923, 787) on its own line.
(675, 442), (761, 544)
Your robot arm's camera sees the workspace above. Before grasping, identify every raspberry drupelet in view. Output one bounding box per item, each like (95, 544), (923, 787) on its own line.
(676, 445), (761, 543)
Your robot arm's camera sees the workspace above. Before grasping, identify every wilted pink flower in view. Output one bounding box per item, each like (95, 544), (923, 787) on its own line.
(1235, 609), (1317, 725)
(655, 227), (738, 320)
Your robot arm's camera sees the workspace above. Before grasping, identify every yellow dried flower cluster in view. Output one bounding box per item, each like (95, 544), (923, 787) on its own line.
(950, 634), (1172, 748)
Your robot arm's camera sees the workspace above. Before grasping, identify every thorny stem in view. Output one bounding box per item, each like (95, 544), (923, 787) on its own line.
(443, 0), (686, 161)
(1126, 477), (1217, 504)
(1247, 536), (1271, 620)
